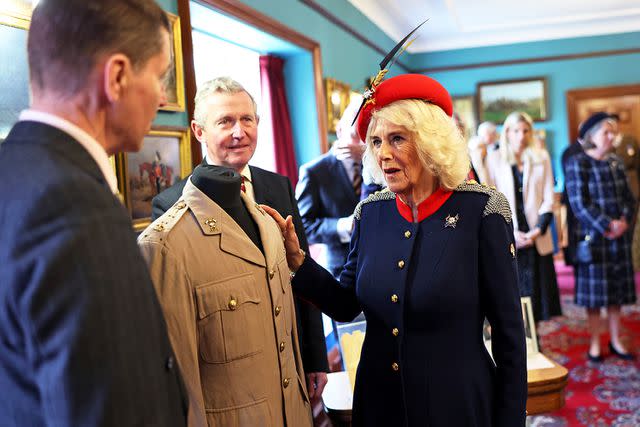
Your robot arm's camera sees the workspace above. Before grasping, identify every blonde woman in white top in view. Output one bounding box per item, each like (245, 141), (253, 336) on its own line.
(486, 112), (562, 323)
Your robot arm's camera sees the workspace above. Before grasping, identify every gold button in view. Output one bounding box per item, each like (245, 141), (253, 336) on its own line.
(392, 328), (399, 336)
(397, 260), (405, 269)
(391, 362), (399, 371)
(279, 341), (285, 352)
(175, 201), (186, 209)
(269, 270), (275, 279)
(228, 299), (237, 310)
(274, 306), (282, 316)
(283, 378), (290, 388)
(404, 230), (411, 238)
(391, 294), (398, 303)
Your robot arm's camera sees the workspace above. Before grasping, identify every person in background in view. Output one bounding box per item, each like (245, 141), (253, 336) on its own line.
(478, 121), (499, 152)
(265, 74), (527, 427)
(565, 111), (636, 362)
(486, 112), (562, 324)
(296, 95), (369, 279)
(468, 135), (489, 184)
(0, 1), (188, 426)
(151, 76), (328, 398)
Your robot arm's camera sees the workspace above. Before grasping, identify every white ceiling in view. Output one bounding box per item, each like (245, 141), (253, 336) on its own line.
(348, 0), (640, 52)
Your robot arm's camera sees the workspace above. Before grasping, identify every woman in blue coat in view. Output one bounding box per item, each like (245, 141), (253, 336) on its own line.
(265, 74), (527, 426)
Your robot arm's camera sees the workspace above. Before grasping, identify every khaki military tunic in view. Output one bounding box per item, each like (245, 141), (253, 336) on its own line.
(138, 180), (312, 427)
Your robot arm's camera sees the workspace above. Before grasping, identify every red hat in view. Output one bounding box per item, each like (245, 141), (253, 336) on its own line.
(356, 74), (453, 141)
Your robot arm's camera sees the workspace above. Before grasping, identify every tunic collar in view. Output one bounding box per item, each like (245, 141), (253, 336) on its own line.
(395, 187), (452, 222)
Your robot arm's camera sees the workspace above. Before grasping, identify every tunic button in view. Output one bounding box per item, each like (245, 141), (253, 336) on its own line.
(391, 362), (399, 371)
(228, 299), (237, 310)
(391, 294), (398, 303)
(283, 378), (290, 388)
(275, 306), (282, 316)
(397, 260), (405, 269)
(404, 230), (411, 238)
(166, 356), (174, 371)
(279, 341), (286, 352)
(392, 328), (399, 336)
(269, 270), (275, 279)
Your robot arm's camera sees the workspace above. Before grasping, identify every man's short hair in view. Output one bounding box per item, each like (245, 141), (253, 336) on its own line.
(477, 121), (496, 137)
(28, 0), (170, 97)
(193, 77), (258, 128)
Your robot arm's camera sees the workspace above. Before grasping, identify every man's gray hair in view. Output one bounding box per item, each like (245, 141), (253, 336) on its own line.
(193, 77), (258, 127)
(477, 121), (496, 137)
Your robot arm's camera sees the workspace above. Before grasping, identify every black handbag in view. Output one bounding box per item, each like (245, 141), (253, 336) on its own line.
(576, 233), (592, 263)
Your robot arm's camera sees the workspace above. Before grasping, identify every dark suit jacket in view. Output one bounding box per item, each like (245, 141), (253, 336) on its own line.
(152, 164), (329, 373)
(0, 122), (188, 427)
(293, 187), (527, 427)
(296, 153), (362, 277)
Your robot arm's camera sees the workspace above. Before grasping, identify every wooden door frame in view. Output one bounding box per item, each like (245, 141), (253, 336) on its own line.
(566, 83), (640, 143)
(177, 0), (328, 166)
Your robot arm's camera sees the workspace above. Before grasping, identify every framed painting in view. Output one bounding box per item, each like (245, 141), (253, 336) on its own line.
(159, 12), (186, 112)
(118, 127), (192, 231)
(325, 77), (351, 133)
(0, 0), (34, 30)
(477, 77), (548, 123)
(452, 95), (477, 140)
(566, 84), (640, 143)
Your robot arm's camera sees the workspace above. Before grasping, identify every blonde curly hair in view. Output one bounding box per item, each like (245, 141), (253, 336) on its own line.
(362, 99), (470, 191)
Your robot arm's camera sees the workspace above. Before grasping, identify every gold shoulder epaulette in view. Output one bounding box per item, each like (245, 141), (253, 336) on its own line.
(138, 200), (190, 242)
(353, 188), (395, 220)
(455, 181), (512, 224)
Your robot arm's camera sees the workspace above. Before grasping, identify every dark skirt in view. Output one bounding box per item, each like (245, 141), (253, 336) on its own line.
(517, 247), (562, 322)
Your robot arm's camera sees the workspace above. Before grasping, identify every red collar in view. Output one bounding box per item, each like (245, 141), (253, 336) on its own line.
(395, 187), (452, 222)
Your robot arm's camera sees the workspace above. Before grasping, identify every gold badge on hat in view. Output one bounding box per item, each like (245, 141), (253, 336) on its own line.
(444, 214), (459, 228)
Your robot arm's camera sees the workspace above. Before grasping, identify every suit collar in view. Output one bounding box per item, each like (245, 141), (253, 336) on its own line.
(329, 154), (359, 204)
(5, 120), (108, 189)
(249, 165), (271, 205)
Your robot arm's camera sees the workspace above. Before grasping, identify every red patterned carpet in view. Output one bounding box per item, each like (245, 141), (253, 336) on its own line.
(528, 263), (640, 427)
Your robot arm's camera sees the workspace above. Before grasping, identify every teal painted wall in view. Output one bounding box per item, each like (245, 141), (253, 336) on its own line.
(409, 32), (640, 188)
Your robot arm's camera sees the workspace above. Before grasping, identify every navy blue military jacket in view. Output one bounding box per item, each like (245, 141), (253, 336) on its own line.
(295, 183), (527, 427)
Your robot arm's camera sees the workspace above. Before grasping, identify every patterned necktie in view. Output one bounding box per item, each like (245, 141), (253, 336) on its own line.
(353, 163), (362, 198)
(240, 176), (246, 193)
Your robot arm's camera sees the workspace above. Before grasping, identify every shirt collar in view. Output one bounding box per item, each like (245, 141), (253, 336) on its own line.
(395, 187), (452, 223)
(19, 109), (118, 194)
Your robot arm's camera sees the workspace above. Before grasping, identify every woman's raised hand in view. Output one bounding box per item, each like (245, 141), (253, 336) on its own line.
(261, 204), (306, 271)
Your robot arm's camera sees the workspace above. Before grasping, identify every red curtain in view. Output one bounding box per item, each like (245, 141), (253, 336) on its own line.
(259, 55), (298, 186)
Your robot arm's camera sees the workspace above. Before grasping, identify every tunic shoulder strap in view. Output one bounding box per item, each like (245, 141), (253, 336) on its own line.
(454, 180), (512, 224)
(353, 188), (396, 220)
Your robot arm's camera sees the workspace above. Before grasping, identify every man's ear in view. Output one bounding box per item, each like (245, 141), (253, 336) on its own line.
(103, 53), (130, 103)
(191, 120), (205, 143)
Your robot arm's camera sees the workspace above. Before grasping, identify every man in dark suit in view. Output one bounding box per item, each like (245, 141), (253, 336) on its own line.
(151, 77), (329, 399)
(296, 95), (378, 278)
(0, 2), (188, 426)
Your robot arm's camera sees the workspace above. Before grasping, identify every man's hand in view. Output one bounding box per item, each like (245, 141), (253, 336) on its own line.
(334, 140), (366, 163)
(306, 372), (328, 401)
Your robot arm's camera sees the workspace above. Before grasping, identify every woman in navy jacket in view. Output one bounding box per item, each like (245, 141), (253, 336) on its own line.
(265, 74), (527, 427)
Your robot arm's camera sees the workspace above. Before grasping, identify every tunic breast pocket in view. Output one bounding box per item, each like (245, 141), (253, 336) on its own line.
(195, 273), (264, 363)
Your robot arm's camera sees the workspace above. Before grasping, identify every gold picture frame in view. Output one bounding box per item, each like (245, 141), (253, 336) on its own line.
(160, 12), (186, 112)
(477, 77), (548, 123)
(325, 77), (351, 133)
(0, 0), (34, 30)
(117, 127), (192, 232)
